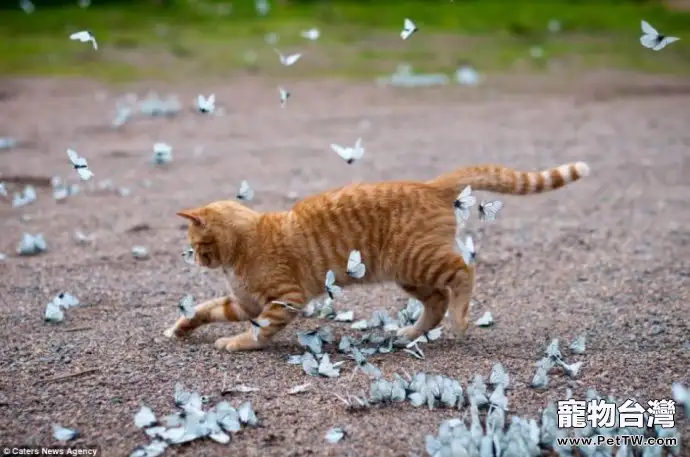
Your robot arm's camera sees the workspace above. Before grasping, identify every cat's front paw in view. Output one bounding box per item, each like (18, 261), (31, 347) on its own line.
(163, 318), (190, 339)
(214, 332), (265, 352)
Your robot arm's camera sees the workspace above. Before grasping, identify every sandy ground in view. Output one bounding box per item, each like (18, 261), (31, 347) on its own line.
(0, 73), (689, 457)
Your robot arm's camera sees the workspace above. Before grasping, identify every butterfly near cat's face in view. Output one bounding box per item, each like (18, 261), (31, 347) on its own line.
(176, 209), (222, 269)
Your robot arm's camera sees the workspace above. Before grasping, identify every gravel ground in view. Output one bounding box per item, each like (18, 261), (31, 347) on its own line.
(0, 74), (689, 457)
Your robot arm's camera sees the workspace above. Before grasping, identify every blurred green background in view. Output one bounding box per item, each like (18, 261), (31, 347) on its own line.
(0, 0), (688, 83)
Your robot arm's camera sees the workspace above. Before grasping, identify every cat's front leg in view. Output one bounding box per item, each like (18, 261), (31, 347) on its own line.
(214, 293), (304, 352)
(164, 296), (254, 339)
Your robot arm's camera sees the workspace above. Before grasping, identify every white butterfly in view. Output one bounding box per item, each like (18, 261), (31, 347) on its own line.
(453, 186), (476, 221)
(400, 18), (418, 40)
(274, 48), (302, 66)
(334, 310), (354, 322)
(407, 327), (442, 347)
(238, 401), (258, 426)
(44, 298), (65, 323)
(250, 318), (270, 341)
(324, 270), (343, 299)
(489, 363), (510, 388)
(569, 334), (586, 354)
(53, 424), (78, 441)
(325, 426), (346, 444)
(66, 149), (94, 181)
(196, 94), (215, 113)
(236, 180), (254, 201)
(182, 247), (195, 265)
(55, 292), (79, 309)
(300, 28), (320, 41)
(178, 294), (195, 319)
(279, 87), (290, 107)
(69, 30), (97, 50)
(152, 142), (172, 165)
(12, 185), (37, 208)
(478, 200), (503, 222)
(318, 354), (343, 378)
(457, 235), (476, 266)
(134, 405), (157, 429)
(331, 138), (364, 164)
(475, 311), (494, 327)
(640, 20), (679, 51)
(20, 0), (35, 14)
(131, 245), (149, 260)
(0, 182), (6, 198)
(17, 233), (46, 256)
(346, 250), (366, 279)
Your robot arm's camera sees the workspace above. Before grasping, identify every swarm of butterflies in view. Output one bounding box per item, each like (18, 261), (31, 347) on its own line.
(529, 336), (586, 389)
(127, 382), (259, 457)
(425, 383), (683, 457)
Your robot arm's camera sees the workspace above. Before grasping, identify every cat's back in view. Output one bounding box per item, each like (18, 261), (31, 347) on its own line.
(281, 181), (455, 290)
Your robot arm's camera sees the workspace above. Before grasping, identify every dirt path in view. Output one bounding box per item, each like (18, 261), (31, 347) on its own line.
(0, 74), (688, 456)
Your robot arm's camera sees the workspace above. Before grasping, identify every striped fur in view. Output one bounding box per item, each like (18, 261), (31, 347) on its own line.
(165, 161), (590, 352)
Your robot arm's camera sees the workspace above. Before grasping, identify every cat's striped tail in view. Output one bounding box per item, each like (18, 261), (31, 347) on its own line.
(427, 162), (590, 201)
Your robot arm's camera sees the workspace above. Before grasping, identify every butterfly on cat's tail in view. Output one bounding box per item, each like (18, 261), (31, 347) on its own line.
(428, 162), (590, 201)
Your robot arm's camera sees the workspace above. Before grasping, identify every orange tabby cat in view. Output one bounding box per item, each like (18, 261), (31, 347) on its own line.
(166, 162), (590, 352)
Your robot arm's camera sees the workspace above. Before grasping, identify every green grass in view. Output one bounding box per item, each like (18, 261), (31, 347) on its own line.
(0, 0), (689, 83)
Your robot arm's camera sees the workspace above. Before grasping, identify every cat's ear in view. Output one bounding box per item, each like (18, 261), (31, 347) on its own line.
(177, 209), (205, 226)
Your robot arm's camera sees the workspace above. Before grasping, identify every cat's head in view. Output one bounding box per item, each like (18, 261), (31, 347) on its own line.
(176, 200), (258, 269)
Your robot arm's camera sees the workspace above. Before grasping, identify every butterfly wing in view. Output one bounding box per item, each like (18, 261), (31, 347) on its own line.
(134, 405), (157, 429)
(330, 144), (351, 161)
(285, 53), (301, 65)
(178, 295), (195, 319)
(479, 200), (503, 221)
(641, 20), (658, 36)
(45, 300), (64, 322)
(655, 36), (680, 51)
(347, 250), (362, 272)
(640, 33), (660, 49)
(77, 168), (93, 181)
(66, 148), (80, 165)
(69, 31), (88, 42)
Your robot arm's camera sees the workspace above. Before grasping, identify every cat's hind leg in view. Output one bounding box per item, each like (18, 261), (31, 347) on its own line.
(396, 284), (448, 342)
(443, 261), (475, 339)
(214, 290), (305, 352)
(164, 296), (256, 339)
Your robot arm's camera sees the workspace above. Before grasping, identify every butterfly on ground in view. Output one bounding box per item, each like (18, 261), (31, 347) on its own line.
(331, 138), (364, 164)
(44, 297), (65, 323)
(236, 180), (254, 201)
(250, 319), (270, 341)
(456, 235), (476, 266)
(640, 20), (679, 51)
(325, 270), (343, 299)
(69, 30), (98, 50)
(300, 28), (320, 41)
(274, 48), (302, 66)
(196, 94), (215, 113)
(152, 142), (172, 165)
(346, 250), (366, 279)
(53, 424), (78, 441)
(453, 186), (476, 221)
(478, 200), (503, 222)
(177, 294), (195, 319)
(278, 87), (290, 107)
(400, 18), (418, 40)
(134, 405), (157, 429)
(66, 149), (94, 181)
